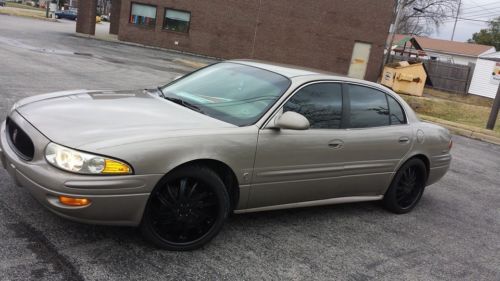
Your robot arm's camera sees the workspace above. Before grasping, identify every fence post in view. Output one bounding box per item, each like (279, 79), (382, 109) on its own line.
(486, 85), (500, 130)
(464, 63), (475, 95)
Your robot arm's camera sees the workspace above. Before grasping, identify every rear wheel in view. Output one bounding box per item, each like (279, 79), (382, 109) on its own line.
(141, 165), (230, 251)
(383, 158), (427, 214)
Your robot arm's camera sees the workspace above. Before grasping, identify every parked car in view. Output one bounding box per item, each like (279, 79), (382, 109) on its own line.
(0, 0), (6, 7)
(55, 9), (77, 20)
(0, 60), (452, 251)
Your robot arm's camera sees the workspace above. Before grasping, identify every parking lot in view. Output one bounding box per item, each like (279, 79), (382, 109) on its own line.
(1, 16), (499, 281)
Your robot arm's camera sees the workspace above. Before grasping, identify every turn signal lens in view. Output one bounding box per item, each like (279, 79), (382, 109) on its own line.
(59, 196), (91, 206)
(102, 159), (132, 174)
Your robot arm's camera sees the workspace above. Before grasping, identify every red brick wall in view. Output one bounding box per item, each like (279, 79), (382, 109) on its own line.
(110, 0), (121, 35)
(76, 0), (97, 35)
(118, 0), (393, 81)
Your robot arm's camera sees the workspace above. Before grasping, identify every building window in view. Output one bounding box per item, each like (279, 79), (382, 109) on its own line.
(130, 3), (157, 27)
(164, 9), (191, 33)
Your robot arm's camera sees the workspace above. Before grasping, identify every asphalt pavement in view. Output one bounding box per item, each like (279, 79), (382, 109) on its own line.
(0, 15), (499, 281)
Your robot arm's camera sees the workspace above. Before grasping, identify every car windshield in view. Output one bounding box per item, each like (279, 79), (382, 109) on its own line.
(160, 62), (291, 126)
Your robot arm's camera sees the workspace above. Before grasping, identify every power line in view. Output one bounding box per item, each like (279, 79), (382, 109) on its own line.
(460, 8), (500, 17)
(465, 14), (499, 20)
(461, 11), (500, 18)
(412, 9), (498, 23)
(451, 0), (462, 40)
(460, 0), (500, 12)
(459, 11), (500, 20)
(442, 17), (495, 23)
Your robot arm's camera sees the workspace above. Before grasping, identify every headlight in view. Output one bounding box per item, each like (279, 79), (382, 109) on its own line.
(45, 143), (132, 175)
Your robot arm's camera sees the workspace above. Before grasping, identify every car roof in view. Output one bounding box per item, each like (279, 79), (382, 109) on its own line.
(228, 59), (386, 88)
(228, 59), (344, 78)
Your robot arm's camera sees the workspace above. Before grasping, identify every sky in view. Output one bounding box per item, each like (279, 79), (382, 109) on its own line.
(430, 0), (499, 42)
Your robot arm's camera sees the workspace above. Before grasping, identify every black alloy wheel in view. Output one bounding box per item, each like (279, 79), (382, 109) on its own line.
(141, 165), (230, 251)
(383, 158), (427, 214)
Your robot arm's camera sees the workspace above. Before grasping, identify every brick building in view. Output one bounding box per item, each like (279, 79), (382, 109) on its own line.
(77, 0), (394, 81)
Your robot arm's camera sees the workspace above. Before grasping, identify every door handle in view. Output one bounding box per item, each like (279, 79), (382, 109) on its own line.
(398, 136), (410, 143)
(328, 140), (344, 149)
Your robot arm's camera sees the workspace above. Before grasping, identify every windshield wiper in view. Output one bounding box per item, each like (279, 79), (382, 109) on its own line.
(164, 96), (205, 114)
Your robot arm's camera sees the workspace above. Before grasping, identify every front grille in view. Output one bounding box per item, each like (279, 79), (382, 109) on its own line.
(6, 118), (34, 161)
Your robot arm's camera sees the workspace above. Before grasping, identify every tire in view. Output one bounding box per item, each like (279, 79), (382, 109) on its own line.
(141, 165), (230, 251)
(383, 158), (427, 214)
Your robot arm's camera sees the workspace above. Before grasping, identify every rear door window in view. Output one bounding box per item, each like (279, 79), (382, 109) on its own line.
(347, 85), (389, 128)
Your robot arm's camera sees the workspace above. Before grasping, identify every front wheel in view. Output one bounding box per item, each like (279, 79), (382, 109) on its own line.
(383, 158), (427, 214)
(141, 165), (230, 251)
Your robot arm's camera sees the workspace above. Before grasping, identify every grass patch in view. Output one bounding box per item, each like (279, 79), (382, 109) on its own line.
(0, 6), (47, 19)
(400, 93), (500, 134)
(6, 2), (43, 11)
(424, 88), (493, 107)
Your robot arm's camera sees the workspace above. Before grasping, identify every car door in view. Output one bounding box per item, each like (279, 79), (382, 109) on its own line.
(334, 83), (413, 196)
(248, 82), (348, 209)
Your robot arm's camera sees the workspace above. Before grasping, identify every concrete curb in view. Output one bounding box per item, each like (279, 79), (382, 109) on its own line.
(73, 32), (219, 64)
(420, 115), (500, 145)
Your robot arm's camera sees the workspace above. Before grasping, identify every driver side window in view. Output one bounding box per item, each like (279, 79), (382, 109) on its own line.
(283, 83), (343, 129)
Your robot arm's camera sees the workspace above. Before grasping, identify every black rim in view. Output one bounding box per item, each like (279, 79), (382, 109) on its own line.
(395, 166), (423, 209)
(149, 177), (219, 244)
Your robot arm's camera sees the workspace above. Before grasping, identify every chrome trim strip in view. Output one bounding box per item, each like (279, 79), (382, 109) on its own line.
(257, 165), (344, 177)
(234, 195), (383, 214)
(256, 162), (395, 178)
(252, 171), (393, 186)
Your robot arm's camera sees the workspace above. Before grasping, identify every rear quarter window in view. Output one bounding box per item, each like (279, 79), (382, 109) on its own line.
(387, 95), (407, 125)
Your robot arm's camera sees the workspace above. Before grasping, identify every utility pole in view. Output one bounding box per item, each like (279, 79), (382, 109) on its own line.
(385, 0), (404, 65)
(451, 0), (462, 41)
(486, 84), (500, 130)
(45, 0), (50, 18)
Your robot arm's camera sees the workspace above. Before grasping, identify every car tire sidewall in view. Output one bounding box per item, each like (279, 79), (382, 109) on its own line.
(383, 158), (427, 214)
(141, 165), (230, 251)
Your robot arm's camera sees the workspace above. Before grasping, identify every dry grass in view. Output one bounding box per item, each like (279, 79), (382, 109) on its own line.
(423, 88), (494, 107)
(0, 6), (47, 19)
(400, 89), (500, 134)
(5, 2), (42, 11)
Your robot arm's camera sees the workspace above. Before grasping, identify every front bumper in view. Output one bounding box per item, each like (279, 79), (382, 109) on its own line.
(0, 112), (163, 226)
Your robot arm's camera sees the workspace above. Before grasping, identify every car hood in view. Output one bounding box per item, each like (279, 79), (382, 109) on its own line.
(15, 89), (235, 148)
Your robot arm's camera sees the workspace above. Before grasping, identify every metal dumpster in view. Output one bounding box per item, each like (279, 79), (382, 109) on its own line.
(381, 61), (427, 96)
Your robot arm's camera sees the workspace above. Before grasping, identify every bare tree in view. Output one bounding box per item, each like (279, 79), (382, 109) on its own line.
(394, 0), (459, 36)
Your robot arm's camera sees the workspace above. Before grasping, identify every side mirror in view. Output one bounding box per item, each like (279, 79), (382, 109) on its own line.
(275, 111), (310, 130)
